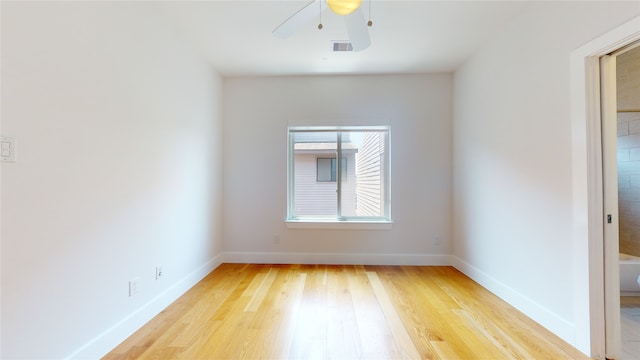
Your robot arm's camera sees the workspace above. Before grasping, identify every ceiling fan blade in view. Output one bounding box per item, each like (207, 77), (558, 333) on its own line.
(273, 0), (326, 39)
(345, 8), (370, 51)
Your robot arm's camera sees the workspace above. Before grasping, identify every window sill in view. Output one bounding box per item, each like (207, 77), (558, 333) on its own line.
(285, 220), (393, 230)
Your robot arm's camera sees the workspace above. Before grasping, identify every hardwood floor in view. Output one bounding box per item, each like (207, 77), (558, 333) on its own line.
(104, 264), (589, 359)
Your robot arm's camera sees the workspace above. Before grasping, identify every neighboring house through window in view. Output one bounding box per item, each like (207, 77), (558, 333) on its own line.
(287, 126), (391, 223)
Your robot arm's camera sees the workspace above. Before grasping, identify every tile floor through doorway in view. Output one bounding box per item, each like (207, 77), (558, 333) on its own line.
(622, 296), (640, 359)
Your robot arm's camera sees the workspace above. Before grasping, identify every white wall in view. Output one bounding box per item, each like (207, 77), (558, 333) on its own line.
(223, 74), (452, 264)
(1, 2), (223, 358)
(452, 1), (640, 355)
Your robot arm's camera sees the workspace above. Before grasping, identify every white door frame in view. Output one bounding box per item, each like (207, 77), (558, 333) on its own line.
(600, 53), (621, 360)
(570, 16), (640, 359)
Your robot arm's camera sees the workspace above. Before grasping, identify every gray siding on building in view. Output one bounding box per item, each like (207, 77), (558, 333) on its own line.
(356, 132), (386, 217)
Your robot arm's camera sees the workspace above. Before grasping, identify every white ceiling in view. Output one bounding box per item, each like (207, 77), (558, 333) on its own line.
(154, 1), (531, 76)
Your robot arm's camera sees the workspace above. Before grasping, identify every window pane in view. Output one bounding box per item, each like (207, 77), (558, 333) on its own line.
(317, 158), (333, 182)
(341, 131), (387, 217)
(316, 158), (346, 182)
(292, 131), (337, 216)
(288, 127), (389, 221)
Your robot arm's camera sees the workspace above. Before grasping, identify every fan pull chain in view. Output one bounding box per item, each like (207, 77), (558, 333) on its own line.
(318, 0), (323, 30)
(367, 0), (373, 27)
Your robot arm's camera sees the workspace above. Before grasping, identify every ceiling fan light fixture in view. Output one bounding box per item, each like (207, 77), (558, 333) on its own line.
(326, 0), (362, 16)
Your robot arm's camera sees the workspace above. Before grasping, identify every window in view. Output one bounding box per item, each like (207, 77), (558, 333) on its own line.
(317, 158), (347, 182)
(287, 126), (391, 224)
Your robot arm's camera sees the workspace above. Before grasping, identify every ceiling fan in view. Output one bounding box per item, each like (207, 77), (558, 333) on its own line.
(273, 0), (372, 51)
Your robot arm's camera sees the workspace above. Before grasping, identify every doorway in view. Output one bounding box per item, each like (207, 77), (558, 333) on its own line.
(603, 42), (640, 360)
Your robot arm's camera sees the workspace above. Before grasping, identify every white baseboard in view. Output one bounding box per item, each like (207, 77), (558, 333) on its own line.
(222, 251), (451, 266)
(451, 256), (576, 346)
(66, 254), (224, 360)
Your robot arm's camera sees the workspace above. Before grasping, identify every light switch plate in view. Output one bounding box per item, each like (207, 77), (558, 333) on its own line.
(1, 136), (16, 162)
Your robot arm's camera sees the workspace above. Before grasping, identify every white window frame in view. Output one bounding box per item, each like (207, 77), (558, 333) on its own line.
(286, 126), (392, 229)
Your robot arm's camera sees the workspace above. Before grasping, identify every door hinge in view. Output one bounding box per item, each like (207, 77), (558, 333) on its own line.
(607, 214), (612, 224)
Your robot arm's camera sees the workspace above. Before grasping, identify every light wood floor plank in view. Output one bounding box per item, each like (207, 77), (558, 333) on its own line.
(454, 308), (533, 360)
(244, 267), (278, 312)
(430, 341), (461, 360)
(373, 266), (479, 358)
(366, 271), (421, 359)
(347, 268), (401, 358)
(104, 264), (590, 360)
(259, 269), (307, 359)
(325, 266), (360, 360)
(291, 266), (333, 359)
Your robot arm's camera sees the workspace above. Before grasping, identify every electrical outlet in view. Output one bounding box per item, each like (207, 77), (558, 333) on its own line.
(273, 234), (280, 244)
(1, 136), (16, 162)
(129, 278), (140, 297)
(156, 267), (163, 280)
(434, 236), (442, 246)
